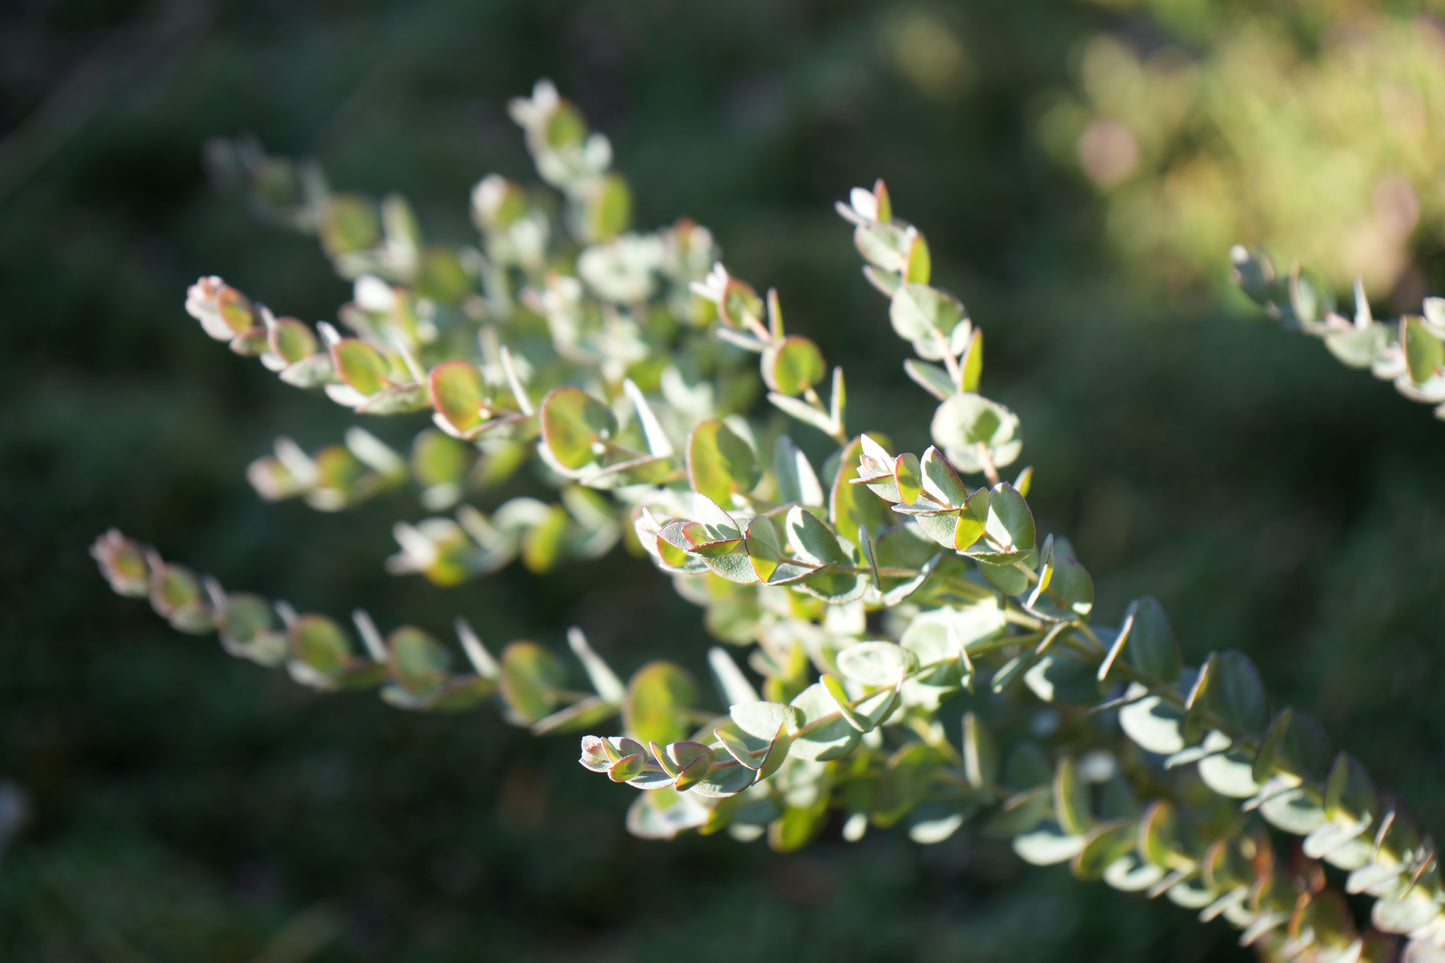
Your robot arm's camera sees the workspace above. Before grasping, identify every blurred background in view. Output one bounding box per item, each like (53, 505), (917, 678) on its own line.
(5, 0), (1445, 959)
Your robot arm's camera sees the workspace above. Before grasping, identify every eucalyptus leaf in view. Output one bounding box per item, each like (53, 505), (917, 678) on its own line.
(930, 393), (1022, 474)
(540, 386), (616, 470)
(499, 641), (565, 725)
(624, 661), (698, 746)
(836, 641), (919, 687)
(688, 419), (759, 503)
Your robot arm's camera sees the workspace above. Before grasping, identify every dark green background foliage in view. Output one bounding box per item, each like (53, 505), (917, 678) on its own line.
(4, 1), (1444, 959)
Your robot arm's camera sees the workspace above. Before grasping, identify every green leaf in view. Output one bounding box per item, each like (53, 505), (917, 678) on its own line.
(1117, 681), (1187, 754)
(740, 515), (783, 576)
(797, 567), (869, 604)
(589, 172), (632, 240)
(773, 436), (824, 507)
(689, 761), (759, 799)
(989, 652), (1033, 693)
(332, 339), (391, 396)
(355, 383), (429, 415)
(320, 193), (380, 255)
(313, 445), (366, 493)
(959, 329), (983, 393)
(567, 628), (625, 703)
(983, 785), (1050, 838)
(690, 492), (742, 538)
(218, 593), (285, 664)
(150, 560), (207, 624)
(856, 434), (899, 502)
(789, 682), (862, 762)
(894, 452), (922, 505)
(1401, 315), (1443, 384)
(579, 735), (620, 772)
(387, 626), (451, 696)
(853, 220), (912, 273)
(707, 646), (761, 706)
(1289, 267), (1333, 325)
(687, 419), (759, 503)
(1101, 597), (1181, 685)
(608, 750), (649, 784)
(764, 336), (826, 396)
(622, 379), (673, 458)
(626, 786), (710, 838)
(429, 360), (488, 433)
(212, 283), (256, 338)
(1012, 823), (1084, 866)
(899, 620), (956, 667)
(769, 392), (836, 437)
(1043, 550), (1094, 618)
(729, 701), (801, 742)
(904, 359), (955, 401)
(873, 742), (941, 827)
(1253, 707), (1332, 785)
(769, 800), (830, 852)
(277, 352), (335, 388)
(836, 641), (919, 687)
(983, 482), (1035, 553)
(499, 641), (565, 725)
(521, 504), (570, 573)
(268, 318), (318, 365)
(1137, 801), (1179, 870)
(1324, 753), (1377, 825)
(701, 551), (761, 585)
(1346, 861), (1405, 898)
(977, 558), (1029, 595)
(1257, 778), (1327, 836)
(530, 695), (616, 734)
(668, 742), (716, 793)
(857, 525), (881, 588)
(290, 615), (352, 678)
(415, 247), (471, 305)
(1201, 649), (1267, 735)
(1100, 854), (1166, 893)
(905, 232), (931, 284)
(1324, 323), (1387, 369)
(1053, 756), (1092, 836)
(410, 429), (471, 487)
(1024, 652), (1101, 704)
(1195, 731), (1260, 799)
(853, 686), (901, 729)
(930, 393), (1022, 474)
(1071, 821), (1137, 881)
(1302, 821), (1371, 868)
(756, 725), (793, 781)
(93, 531), (154, 598)
(889, 282), (964, 344)
(961, 712), (998, 792)
(540, 386), (616, 470)
(1230, 245), (1275, 302)
(919, 447), (967, 506)
(624, 661), (698, 746)
(1370, 882), (1441, 935)
(784, 507), (845, 565)
(819, 674), (868, 731)
(830, 436), (892, 539)
(719, 278), (764, 329)
(714, 728), (766, 770)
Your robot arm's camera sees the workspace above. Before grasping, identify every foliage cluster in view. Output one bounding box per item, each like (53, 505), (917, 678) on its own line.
(94, 81), (1445, 962)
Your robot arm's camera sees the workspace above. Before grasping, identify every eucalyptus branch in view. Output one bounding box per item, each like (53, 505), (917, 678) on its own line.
(94, 82), (1445, 963)
(1232, 245), (1445, 419)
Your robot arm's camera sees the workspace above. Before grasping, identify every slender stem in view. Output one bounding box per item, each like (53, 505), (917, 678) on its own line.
(977, 444), (1001, 487)
(937, 334), (964, 388)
